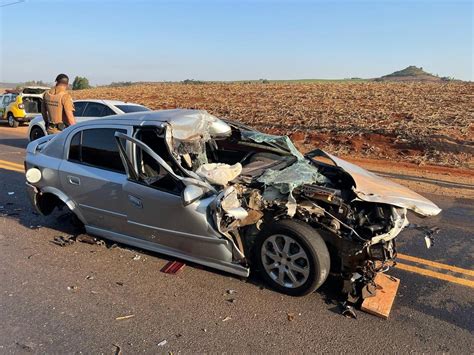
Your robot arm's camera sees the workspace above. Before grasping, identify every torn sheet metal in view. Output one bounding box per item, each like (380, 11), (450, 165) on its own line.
(220, 186), (248, 221)
(168, 110), (231, 141)
(196, 163), (242, 186)
(310, 150), (442, 217)
(241, 131), (304, 160)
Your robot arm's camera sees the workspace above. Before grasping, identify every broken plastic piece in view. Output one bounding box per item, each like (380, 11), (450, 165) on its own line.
(161, 261), (186, 274)
(115, 314), (135, 321)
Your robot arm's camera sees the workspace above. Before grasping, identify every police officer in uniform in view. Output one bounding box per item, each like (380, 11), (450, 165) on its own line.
(41, 74), (76, 134)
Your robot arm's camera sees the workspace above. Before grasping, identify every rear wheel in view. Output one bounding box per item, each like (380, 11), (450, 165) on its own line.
(7, 113), (19, 128)
(254, 219), (330, 296)
(30, 126), (45, 141)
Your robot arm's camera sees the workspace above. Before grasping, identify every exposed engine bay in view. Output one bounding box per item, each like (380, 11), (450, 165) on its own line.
(156, 112), (441, 304)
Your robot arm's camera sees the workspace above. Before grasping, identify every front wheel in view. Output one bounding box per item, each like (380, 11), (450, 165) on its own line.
(254, 219), (330, 296)
(7, 113), (19, 128)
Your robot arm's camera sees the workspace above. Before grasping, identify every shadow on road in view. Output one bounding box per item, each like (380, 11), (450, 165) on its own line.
(0, 137), (28, 149)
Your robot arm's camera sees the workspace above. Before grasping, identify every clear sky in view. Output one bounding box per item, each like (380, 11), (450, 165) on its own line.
(0, 0), (472, 84)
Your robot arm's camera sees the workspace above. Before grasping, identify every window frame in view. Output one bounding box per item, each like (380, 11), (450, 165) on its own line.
(82, 102), (109, 117)
(114, 130), (214, 196)
(73, 101), (88, 117)
(129, 126), (184, 195)
(66, 124), (132, 174)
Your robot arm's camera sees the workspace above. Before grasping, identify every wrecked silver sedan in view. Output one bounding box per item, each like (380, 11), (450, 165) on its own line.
(25, 109), (441, 299)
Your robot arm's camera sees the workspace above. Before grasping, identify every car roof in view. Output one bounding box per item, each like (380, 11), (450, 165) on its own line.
(74, 99), (144, 106)
(72, 109), (219, 129)
(98, 109), (214, 123)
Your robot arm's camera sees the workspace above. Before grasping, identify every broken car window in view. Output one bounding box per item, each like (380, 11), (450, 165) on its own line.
(130, 127), (184, 194)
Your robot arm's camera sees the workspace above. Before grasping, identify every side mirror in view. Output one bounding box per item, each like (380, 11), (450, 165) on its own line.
(182, 185), (205, 206)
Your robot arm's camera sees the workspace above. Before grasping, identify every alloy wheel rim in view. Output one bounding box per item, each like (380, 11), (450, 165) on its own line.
(261, 234), (310, 288)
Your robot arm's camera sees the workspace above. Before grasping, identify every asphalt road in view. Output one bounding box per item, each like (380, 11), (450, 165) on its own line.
(0, 125), (473, 353)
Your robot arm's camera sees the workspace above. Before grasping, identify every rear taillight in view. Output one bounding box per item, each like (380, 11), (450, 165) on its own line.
(18, 103), (24, 109)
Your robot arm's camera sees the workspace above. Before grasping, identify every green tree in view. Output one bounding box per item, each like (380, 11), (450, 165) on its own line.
(72, 76), (91, 90)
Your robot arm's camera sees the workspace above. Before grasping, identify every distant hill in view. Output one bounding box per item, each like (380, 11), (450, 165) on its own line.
(0, 82), (21, 89)
(375, 66), (454, 82)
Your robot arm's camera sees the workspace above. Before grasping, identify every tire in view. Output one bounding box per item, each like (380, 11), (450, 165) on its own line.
(254, 219), (330, 296)
(30, 126), (46, 141)
(7, 113), (19, 128)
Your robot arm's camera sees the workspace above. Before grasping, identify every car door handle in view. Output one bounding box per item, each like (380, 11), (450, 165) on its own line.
(67, 176), (81, 185)
(128, 195), (143, 208)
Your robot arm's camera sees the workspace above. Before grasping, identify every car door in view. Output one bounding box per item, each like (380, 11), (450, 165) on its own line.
(114, 131), (232, 261)
(58, 125), (131, 232)
(0, 95), (11, 117)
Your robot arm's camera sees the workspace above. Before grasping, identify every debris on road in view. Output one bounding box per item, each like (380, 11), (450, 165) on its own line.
(157, 340), (168, 346)
(112, 344), (122, 355)
(85, 275), (95, 280)
(226, 289), (237, 295)
(52, 235), (76, 247)
(132, 255), (141, 261)
(287, 313), (295, 321)
(29, 225), (42, 230)
(116, 281), (124, 286)
(361, 273), (400, 319)
(8, 191), (15, 195)
(226, 298), (236, 304)
(76, 235), (97, 245)
(67, 286), (78, 291)
(116, 314), (135, 321)
(161, 261), (185, 274)
(407, 224), (440, 249)
(222, 316), (232, 322)
(15, 341), (34, 351)
(340, 302), (357, 319)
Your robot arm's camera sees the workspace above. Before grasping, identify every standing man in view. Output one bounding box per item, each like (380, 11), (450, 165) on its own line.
(41, 74), (76, 134)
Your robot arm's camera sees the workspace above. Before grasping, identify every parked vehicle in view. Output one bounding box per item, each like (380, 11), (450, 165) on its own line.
(24, 109), (441, 298)
(27, 99), (150, 141)
(1, 87), (49, 127)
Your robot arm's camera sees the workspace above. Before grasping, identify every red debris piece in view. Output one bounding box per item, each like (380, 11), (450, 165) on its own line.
(161, 261), (186, 274)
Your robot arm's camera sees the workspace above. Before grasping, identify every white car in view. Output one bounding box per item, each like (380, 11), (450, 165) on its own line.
(28, 99), (150, 141)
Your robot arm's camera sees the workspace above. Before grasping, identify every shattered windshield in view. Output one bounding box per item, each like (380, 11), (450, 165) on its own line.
(240, 131), (305, 160)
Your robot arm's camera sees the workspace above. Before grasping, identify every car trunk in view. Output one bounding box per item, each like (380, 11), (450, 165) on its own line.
(22, 96), (42, 114)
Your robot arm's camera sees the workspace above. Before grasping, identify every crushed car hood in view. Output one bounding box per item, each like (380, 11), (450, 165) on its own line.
(311, 150), (442, 217)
